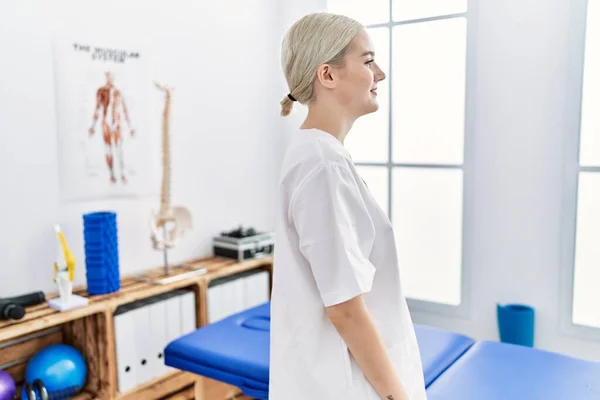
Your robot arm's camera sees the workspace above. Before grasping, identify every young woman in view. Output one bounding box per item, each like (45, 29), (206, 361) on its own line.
(269, 12), (428, 400)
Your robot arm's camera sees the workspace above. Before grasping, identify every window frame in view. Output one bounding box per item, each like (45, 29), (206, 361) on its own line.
(348, 0), (478, 317)
(559, 0), (600, 340)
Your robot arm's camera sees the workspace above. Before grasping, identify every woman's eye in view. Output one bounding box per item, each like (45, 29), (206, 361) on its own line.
(366, 59), (374, 66)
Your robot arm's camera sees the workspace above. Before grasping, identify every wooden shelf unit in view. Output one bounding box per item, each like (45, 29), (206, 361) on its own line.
(0, 256), (273, 400)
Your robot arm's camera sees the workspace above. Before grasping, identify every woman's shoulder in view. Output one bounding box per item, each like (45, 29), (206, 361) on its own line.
(280, 146), (355, 192)
(282, 132), (353, 177)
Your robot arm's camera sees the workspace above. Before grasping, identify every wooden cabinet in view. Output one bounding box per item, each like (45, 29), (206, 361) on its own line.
(0, 256), (272, 399)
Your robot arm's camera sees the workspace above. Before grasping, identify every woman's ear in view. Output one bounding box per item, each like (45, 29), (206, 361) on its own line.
(315, 64), (337, 89)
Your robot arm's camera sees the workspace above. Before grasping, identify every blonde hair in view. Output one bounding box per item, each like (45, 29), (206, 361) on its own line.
(280, 12), (363, 116)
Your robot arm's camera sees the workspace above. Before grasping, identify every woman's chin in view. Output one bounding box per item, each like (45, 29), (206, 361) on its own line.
(365, 99), (380, 114)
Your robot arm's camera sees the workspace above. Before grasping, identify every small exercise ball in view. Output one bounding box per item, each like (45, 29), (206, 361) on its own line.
(0, 370), (16, 400)
(22, 344), (87, 399)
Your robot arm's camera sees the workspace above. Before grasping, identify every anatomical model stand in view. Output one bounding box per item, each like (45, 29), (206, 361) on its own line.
(89, 71), (135, 184)
(136, 82), (205, 284)
(48, 225), (89, 311)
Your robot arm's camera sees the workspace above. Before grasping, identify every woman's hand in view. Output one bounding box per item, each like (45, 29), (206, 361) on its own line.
(325, 295), (410, 400)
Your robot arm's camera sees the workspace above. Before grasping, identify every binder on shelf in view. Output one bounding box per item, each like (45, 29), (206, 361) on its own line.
(132, 305), (153, 387)
(164, 295), (182, 373)
(207, 281), (223, 324)
(114, 307), (137, 393)
(233, 277), (245, 315)
(206, 269), (271, 323)
(245, 270), (270, 309)
(113, 289), (197, 392)
(180, 291), (197, 335)
(149, 299), (168, 379)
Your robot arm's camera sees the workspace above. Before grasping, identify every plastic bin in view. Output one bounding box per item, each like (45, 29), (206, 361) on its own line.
(496, 303), (535, 347)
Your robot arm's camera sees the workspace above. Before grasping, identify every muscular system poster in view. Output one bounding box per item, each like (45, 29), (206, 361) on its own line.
(52, 34), (158, 201)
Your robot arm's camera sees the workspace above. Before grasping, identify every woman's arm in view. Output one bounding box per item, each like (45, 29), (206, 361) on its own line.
(326, 295), (409, 400)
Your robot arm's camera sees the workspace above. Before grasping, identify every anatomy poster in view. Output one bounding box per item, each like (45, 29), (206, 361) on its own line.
(52, 34), (159, 201)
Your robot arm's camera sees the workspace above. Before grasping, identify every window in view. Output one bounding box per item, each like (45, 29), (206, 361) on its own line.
(326, 1), (469, 307)
(571, 0), (600, 330)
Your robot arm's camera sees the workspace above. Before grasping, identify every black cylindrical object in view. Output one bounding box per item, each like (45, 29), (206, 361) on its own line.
(0, 302), (25, 320)
(0, 291), (46, 321)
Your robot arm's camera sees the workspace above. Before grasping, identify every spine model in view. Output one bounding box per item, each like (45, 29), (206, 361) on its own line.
(149, 82), (192, 253)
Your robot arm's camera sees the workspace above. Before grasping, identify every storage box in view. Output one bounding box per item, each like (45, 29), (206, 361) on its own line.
(213, 231), (274, 261)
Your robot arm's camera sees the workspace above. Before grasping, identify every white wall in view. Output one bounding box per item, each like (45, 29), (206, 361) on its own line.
(410, 0), (600, 361)
(2, 0), (599, 361)
(0, 0), (287, 296)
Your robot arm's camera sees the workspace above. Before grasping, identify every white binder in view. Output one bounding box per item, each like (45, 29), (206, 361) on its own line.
(164, 295), (182, 372)
(206, 269), (271, 324)
(132, 305), (153, 387)
(244, 270), (269, 308)
(114, 308), (137, 393)
(148, 299), (168, 380)
(220, 280), (237, 319)
(179, 291), (196, 335)
(114, 289), (199, 392)
(233, 278), (245, 315)
(257, 270), (270, 303)
(207, 283), (222, 323)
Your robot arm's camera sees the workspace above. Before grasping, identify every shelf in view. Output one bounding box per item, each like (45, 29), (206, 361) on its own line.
(72, 391), (97, 399)
(164, 384), (196, 400)
(0, 256), (272, 342)
(116, 370), (198, 400)
(0, 256), (273, 400)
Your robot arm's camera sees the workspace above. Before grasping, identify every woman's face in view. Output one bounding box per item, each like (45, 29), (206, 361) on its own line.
(335, 28), (386, 117)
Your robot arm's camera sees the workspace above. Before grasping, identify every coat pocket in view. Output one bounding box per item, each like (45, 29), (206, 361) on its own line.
(340, 338), (354, 389)
(386, 341), (424, 400)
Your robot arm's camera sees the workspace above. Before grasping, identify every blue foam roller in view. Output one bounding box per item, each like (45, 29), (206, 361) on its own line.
(83, 211), (120, 296)
(83, 211), (116, 222)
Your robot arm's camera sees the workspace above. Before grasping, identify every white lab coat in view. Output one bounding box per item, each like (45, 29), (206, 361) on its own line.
(269, 128), (427, 400)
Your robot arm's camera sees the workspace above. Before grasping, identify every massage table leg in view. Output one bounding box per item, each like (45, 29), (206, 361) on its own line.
(193, 378), (205, 400)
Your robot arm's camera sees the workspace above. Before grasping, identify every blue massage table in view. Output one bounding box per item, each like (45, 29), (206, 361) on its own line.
(164, 302), (271, 398)
(164, 302), (478, 398)
(164, 303), (600, 398)
(426, 339), (600, 399)
(413, 324), (474, 387)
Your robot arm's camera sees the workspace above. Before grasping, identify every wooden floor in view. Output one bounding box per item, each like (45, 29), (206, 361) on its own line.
(161, 377), (254, 400)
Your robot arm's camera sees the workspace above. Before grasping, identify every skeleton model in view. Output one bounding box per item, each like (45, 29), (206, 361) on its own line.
(89, 72), (135, 184)
(149, 82), (193, 274)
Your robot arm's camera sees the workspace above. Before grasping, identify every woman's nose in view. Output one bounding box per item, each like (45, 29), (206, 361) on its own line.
(375, 63), (386, 82)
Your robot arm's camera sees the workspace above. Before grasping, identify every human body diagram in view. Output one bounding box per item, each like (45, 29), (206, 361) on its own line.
(88, 72), (135, 184)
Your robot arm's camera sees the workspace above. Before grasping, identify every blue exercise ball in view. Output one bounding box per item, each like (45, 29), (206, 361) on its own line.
(21, 344), (87, 400)
(0, 370), (16, 400)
